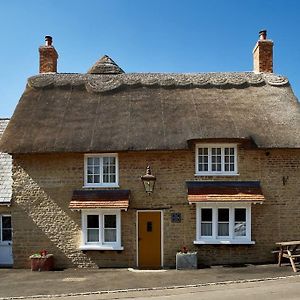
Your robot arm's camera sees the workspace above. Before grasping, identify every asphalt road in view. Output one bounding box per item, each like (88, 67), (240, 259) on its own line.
(19, 276), (300, 300)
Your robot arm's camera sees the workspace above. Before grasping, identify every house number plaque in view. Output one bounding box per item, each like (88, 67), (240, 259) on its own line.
(171, 213), (181, 223)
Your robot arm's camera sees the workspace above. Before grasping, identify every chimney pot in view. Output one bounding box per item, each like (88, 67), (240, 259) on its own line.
(259, 30), (267, 40)
(45, 36), (53, 46)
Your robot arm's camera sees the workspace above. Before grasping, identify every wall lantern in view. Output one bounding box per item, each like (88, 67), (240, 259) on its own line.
(141, 165), (156, 195)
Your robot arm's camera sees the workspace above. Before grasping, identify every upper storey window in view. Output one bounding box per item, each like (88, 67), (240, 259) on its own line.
(84, 154), (119, 187)
(195, 144), (238, 176)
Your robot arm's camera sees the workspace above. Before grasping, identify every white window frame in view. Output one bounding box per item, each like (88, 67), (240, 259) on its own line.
(195, 144), (238, 176)
(84, 153), (119, 188)
(194, 203), (255, 245)
(80, 209), (123, 251)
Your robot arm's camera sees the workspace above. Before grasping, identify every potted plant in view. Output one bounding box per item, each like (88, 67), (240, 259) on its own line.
(176, 246), (197, 270)
(29, 250), (54, 271)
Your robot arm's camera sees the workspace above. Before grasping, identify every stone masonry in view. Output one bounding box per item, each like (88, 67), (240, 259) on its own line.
(11, 146), (300, 268)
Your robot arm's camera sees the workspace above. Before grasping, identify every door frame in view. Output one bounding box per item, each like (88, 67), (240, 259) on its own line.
(0, 214), (13, 266)
(0, 214), (12, 246)
(136, 210), (164, 268)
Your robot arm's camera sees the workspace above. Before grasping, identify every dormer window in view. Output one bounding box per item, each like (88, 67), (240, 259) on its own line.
(195, 144), (238, 176)
(84, 154), (119, 187)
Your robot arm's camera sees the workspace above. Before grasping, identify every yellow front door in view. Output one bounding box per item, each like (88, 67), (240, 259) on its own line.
(138, 211), (161, 269)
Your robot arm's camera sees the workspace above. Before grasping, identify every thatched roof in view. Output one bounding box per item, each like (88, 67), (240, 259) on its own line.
(0, 71), (299, 154)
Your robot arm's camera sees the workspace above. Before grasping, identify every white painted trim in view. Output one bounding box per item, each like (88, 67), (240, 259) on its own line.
(80, 209), (123, 250)
(194, 173), (240, 177)
(79, 245), (124, 251)
(83, 153), (119, 188)
(195, 203), (253, 245)
(195, 143), (238, 176)
(136, 210), (164, 268)
(193, 240), (255, 245)
(82, 184), (120, 188)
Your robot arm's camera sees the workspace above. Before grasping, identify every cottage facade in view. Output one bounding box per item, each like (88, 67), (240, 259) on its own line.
(0, 32), (299, 269)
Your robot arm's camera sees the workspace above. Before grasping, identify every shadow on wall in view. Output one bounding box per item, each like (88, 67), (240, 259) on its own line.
(12, 162), (98, 269)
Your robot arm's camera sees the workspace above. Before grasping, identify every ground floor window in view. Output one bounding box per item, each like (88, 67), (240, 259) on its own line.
(194, 203), (254, 244)
(80, 209), (123, 250)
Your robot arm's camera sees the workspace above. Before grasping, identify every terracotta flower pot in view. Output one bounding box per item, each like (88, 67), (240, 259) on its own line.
(30, 255), (54, 271)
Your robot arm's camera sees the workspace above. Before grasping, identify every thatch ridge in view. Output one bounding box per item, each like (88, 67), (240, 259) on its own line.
(27, 72), (289, 94)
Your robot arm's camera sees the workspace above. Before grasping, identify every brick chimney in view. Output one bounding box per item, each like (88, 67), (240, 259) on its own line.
(253, 30), (273, 73)
(39, 36), (58, 73)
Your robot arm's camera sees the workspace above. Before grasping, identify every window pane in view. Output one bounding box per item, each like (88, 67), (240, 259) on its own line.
(201, 209), (212, 222)
(103, 157), (109, 165)
(87, 175), (93, 183)
(103, 174), (109, 183)
(2, 216), (11, 229)
(234, 222), (246, 236)
(2, 229), (12, 241)
(110, 175), (116, 182)
(218, 209), (229, 222)
(87, 166), (93, 175)
(94, 175), (100, 183)
(87, 229), (99, 242)
(104, 215), (116, 228)
(218, 223), (229, 236)
(104, 229), (116, 242)
(109, 157), (115, 164)
(94, 158), (100, 165)
(87, 157), (93, 165)
(201, 223), (212, 236)
(235, 209), (246, 222)
(87, 215), (99, 228)
(93, 166), (100, 174)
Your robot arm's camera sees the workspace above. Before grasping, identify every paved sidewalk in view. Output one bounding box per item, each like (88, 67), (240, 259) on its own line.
(0, 264), (298, 299)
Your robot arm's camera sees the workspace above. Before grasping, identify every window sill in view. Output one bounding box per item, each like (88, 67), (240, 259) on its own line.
(79, 245), (124, 251)
(82, 184), (120, 189)
(194, 240), (255, 245)
(194, 173), (239, 177)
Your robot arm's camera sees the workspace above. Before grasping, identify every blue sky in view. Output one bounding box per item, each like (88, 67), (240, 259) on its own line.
(0, 0), (299, 117)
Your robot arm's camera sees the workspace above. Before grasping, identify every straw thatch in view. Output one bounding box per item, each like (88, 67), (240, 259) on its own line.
(0, 71), (299, 154)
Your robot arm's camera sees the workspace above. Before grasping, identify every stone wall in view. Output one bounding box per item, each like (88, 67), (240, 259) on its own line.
(11, 146), (300, 268)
